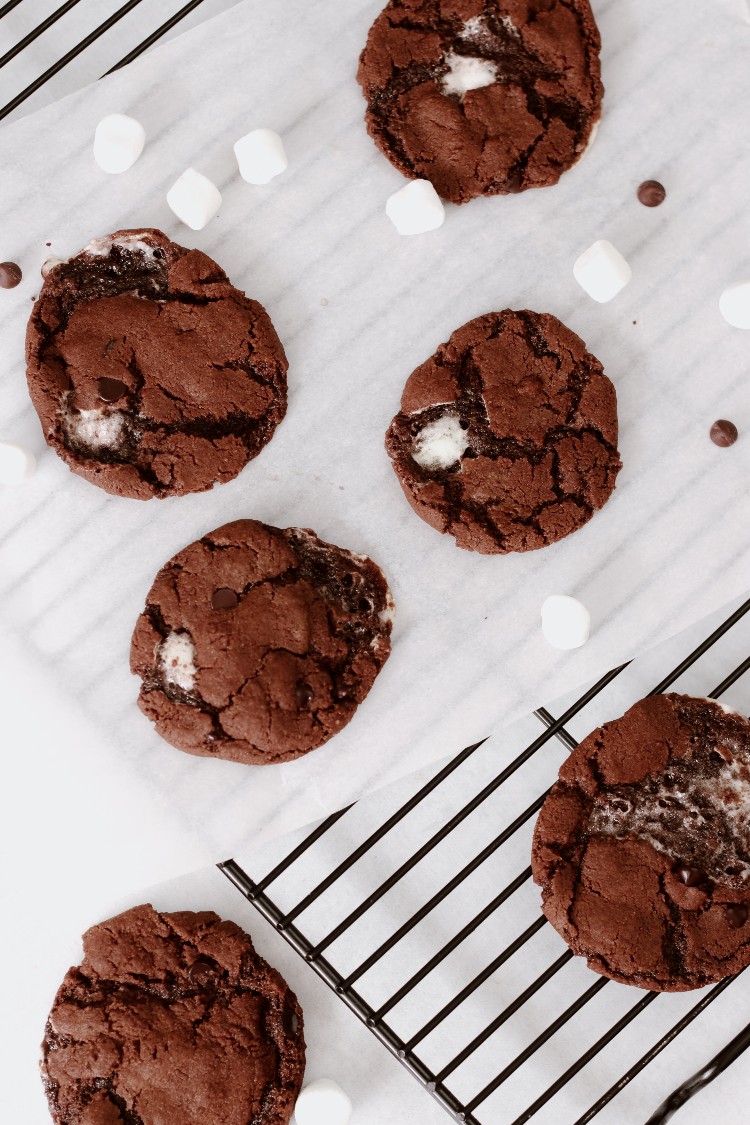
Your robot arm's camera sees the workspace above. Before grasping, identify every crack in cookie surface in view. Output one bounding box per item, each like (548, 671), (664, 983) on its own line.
(41, 904), (305, 1125)
(26, 228), (288, 500)
(357, 0), (603, 203)
(385, 309), (620, 554)
(531, 694), (750, 991)
(130, 520), (394, 765)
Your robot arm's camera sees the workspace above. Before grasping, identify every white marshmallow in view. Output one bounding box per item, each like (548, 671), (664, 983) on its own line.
(412, 413), (468, 470)
(234, 128), (288, 185)
(294, 1079), (352, 1125)
(573, 239), (632, 303)
(93, 114), (145, 174)
(441, 53), (497, 99)
(734, 0), (750, 23)
(541, 595), (591, 651)
(719, 281), (750, 329)
(461, 16), (491, 42)
(160, 632), (197, 692)
(0, 440), (36, 485)
(84, 232), (160, 260)
(166, 168), (222, 231)
(386, 179), (445, 236)
(574, 119), (599, 164)
(66, 408), (126, 450)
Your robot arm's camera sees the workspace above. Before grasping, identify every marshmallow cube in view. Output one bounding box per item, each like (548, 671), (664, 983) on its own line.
(234, 128), (288, 185)
(0, 440), (36, 485)
(541, 595), (591, 651)
(573, 239), (632, 303)
(93, 114), (145, 174)
(294, 1078), (352, 1125)
(166, 168), (222, 231)
(719, 281), (750, 330)
(412, 414), (468, 470)
(386, 179), (445, 236)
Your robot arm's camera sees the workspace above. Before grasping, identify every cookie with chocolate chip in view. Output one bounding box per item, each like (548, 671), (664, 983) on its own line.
(385, 309), (620, 554)
(42, 904), (305, 1124)
(532, 694), (750, 991)
(130, 519), (394, 765)
(26, 229), (287, 499)
(357, 0), (603, 204)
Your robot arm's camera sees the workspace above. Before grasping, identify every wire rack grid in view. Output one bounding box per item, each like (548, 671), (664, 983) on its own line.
(0, 0), (227, 125)
(220, 595), (750, 1125)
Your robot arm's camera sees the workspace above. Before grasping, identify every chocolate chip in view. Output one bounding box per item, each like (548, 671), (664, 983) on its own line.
(211, 587), (239, 610)
(710, 419), (739, 448)
(637, 180), (666, 207)
(97, 377), (128, 403)
(674, 864), (705, 887)
(0, 261), (22, 288)
(152, 247), (165, 259)
(295, 681), (314, 708)
(188, 957), (217, 986)
(283, 1008), (300, 1035)
(726, 904), (748, 929)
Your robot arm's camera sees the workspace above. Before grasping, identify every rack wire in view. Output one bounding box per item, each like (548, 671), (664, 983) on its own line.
(0, 0), (213, 123)
(220, 595), (750, 1125)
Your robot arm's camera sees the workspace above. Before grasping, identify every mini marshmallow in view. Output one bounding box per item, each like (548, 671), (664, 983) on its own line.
(0, 440), (36, 485)
(719, 281), (750, 330)
(67, 408), (126, 450)
(166, 168), (222, 231)
(294, 1079), (352, 1125)
(441, 53), (497, 99)
(541, 595), (591, 651)
(234, 128), (288, 185)
(93, 113), (145, 174)
(160, 632), (197, 692)
(574, 119), (599, 164)
(573, 239), (632, 303)
(412, 413), (468, 470)
(386, 179), (445, 236)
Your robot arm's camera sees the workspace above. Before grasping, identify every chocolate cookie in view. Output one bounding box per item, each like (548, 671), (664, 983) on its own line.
(26, 229), (287, 499)
(357, 0), (603, 204)
(532, 694), (750, 991)
(131, 519), (394, 765)
(41, 903), (305, 1124)
(385, 309), (620, 554)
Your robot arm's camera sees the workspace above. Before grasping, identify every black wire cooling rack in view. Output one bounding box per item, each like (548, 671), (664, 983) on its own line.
(220, 596), (750, 1125)
(0, 0), (214, 124)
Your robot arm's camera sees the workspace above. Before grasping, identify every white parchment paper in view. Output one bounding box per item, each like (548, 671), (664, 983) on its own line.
(1, 0), (750, 887)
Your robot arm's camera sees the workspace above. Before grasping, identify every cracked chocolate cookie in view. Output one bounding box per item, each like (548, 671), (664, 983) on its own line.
(532, 694), (750, 991)
(357, 0), (603, 204)
(385, 309), (620, 554)
(131, 519), (394, 765)
(42, 903), (305, 1125)
(26, 229), (287, 499)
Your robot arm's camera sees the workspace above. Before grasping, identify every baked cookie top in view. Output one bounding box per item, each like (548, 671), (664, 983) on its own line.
(42, 904), (305, 1125)
(131, 519), (394, 766)
(358, 0), (603, 203)
(532, 694), (750, 991)
(26, 229), (287, 499)
(386, 309), (620, 554)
